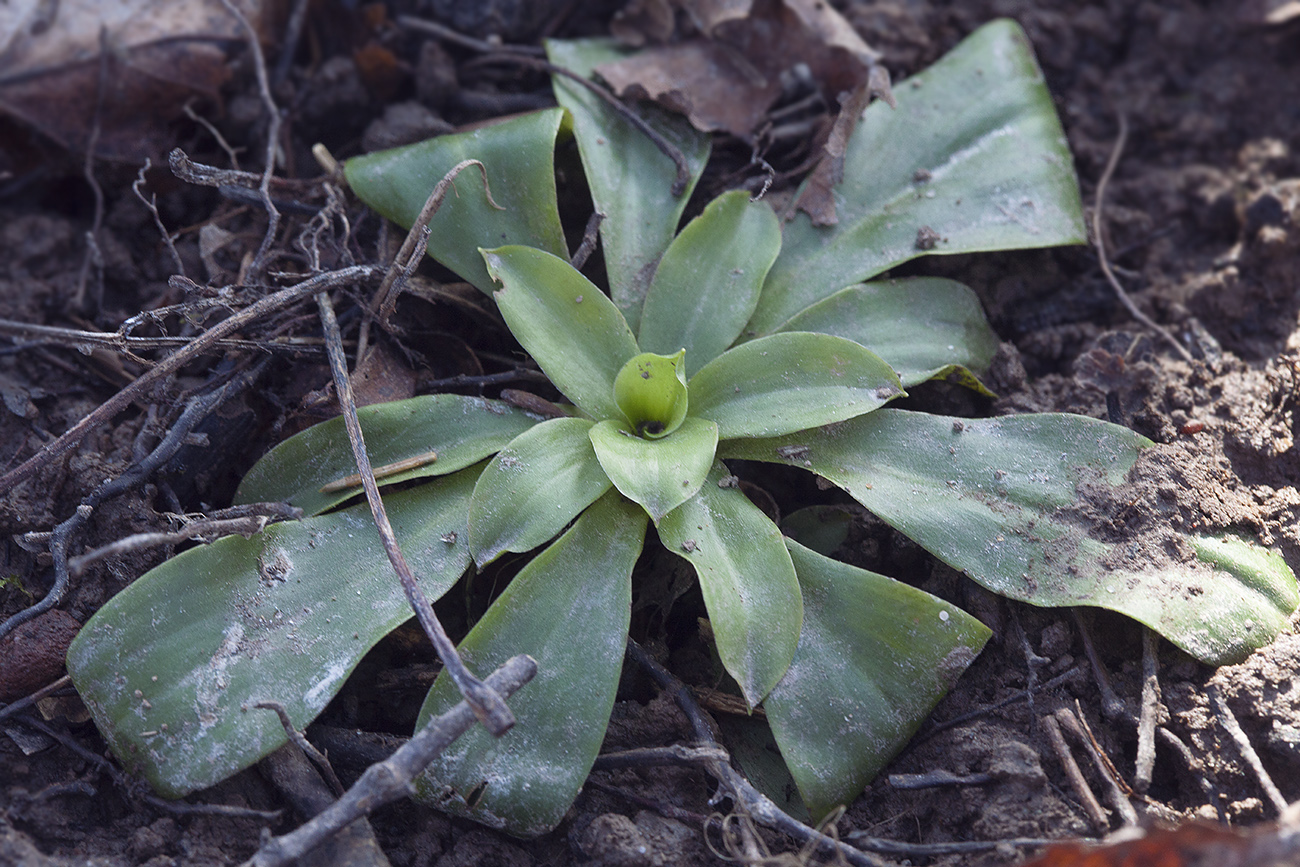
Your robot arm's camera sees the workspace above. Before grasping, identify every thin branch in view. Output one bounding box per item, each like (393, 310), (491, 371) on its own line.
(474, 53), (693, 197)
(1133, 628), (1160, 794)
(1209, 683), (1288, 815)
(68, 506), (302, 577)
(570, 211), (604, 270)
(0, 265), (381, 495)
(0, 317), (326, 355)
(254, 701), (345, 797)
(370, 159), (503, 327)
(1093, 113), (1194, 363)
(132, 159), (186, 278)
(243, 654), (537, 867)
(220, 0), (282, 280)
(0, 365), (267, 639)
(625, 639), (891, 867)
(15, 713), (282, 821)
(315, 291), (515, 735)
(395, 15), (546, 56)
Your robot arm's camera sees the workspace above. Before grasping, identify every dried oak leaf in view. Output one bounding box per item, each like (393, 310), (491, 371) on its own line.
(0, 0), (279, 162)
(598, 0), (893, 224)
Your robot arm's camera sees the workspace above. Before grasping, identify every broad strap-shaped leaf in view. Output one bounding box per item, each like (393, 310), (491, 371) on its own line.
(638, 191), (781, 377)
(658, 463), (802, 706)
(750, 19), (1087, 335)
(66, 467), (482, 799)
(589, 417), (717, 523)
(766, 540), (991, 822)
(234, 395), (540, 516)
(414, 491), (647, 836)
(345, 109), (568, 295)
(779, 277), (1000, 392)
(468, 418), (611, 565)
(689, 332), (904, 440)
(545, 37), (712, 331)
(484, 246), (639, 422)
(721, 410), (1300, 665)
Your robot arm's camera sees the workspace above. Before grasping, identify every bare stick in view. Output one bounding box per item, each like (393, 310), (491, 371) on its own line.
(1072, 610), (1127, 719)
(370, 159), (503, 327)
(1208, 683), (1288, 815)
(1133, 628), (1160, 794)
(315, 291), (514, 735)
(396, 15), (545, 56)
(0, 265), (381, 495)
(0, 317), (323, 356)
(15, 713), (282, 821)
(0, 361), (268, 639)
(132, 159), (186, 278)
(570, 211), (604, 270)
(473, 53), (692, 196)
(1042, 713), (1109, 833)
(1056, 708), (1138, 826)
(625, 639), (891, 867)
(1093, 113), (1194, 363)
(220, 0), (282, 280)
(68, 507), (302, 577)
(255, 701), (345, 797)
(243, 654), (536, 867)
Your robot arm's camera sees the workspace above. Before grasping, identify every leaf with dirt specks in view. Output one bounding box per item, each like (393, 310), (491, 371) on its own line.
(65, 467), (481, 799)
(721, 409), (1299, 665)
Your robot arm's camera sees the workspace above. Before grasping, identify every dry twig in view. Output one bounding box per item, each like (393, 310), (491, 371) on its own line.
(1209, 683), (1288, 815)
(625, 639), (891, 867)
(315, 291), (515, 735)
(220, 0), (281, 280)
(242, 654), (537, 867)
(0, 265), (381, 496)
(1093, 113), (1194, 363)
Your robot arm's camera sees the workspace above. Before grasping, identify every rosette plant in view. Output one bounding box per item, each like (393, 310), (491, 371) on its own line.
(66, 19), (1296, 837)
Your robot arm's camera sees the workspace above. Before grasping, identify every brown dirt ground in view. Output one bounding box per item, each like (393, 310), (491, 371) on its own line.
(3, 1), (1300, 865)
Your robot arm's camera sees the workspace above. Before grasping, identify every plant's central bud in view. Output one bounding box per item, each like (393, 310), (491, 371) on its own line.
(613, 350), (688, 439)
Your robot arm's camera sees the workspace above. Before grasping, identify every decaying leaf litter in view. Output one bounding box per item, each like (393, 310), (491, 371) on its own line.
(2, 1), (1300, 866)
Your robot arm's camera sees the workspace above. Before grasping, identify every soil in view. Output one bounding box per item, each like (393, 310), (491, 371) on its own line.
(3, 1), (1300, 866)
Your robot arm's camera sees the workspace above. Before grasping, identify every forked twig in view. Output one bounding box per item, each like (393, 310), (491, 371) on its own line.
(1093, 113), (1194, 364)
(315, 291), (515, 735)
(369, 159), (503, 326)
(242, 654), (536, 867)
(0, 266), (381, 496)
(625, 639), (890, 867)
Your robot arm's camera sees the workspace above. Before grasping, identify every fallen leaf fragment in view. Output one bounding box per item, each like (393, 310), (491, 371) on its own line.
(1023, 813), (1300, 867)
(598, 0), (892, 224)
(0, 0), (279, 161)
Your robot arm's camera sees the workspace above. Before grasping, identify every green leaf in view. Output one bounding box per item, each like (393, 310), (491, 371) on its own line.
(750, 19), (1086, 335)
(778, 278), (1000, 392)
(345, 109), (568, 295)
(613, 350), (689, 439)
(780, 506), (854, 558)
(589, 417), (717, 523)
(638, 191), (781, 376)
(234, 395), (540, 517)
(545, 38), (712, 330)
(720, 410), (1300, 665)
(414, 491), (647, 836)
(689, 333), (904, 440)
(484, 245), (639, 422)
(468, 418), (611, 565)
(658, 463), (802, 705)
(766, 541), (991, 822)
(66, 467), (481, 798)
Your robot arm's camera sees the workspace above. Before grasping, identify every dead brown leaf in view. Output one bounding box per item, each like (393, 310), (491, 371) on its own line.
(0, 0), (280, 161)
(598, 0), (892, 223)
